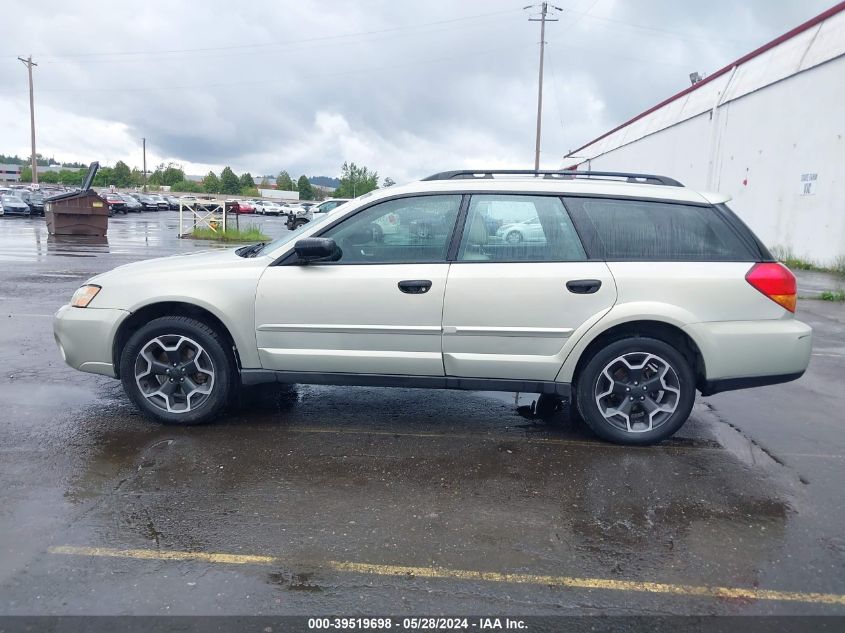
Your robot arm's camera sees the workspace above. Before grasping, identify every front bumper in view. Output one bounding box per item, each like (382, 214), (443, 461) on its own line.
(53, 305), (130, 377)
(684, 318), (812, 394)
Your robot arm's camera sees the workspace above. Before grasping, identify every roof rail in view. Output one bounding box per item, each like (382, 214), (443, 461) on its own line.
(421, 169), (683, 187)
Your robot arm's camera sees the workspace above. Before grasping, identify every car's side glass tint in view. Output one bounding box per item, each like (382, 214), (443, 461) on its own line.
(457, 195), (586, 262)
(320, 195), (462, 264)
(564, 197), (755, 261)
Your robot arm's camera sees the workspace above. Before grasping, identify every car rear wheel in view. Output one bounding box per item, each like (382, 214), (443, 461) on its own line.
(575, 336), (695, 445)
(505, 230), (523, 244)
(120, 316), (234, 425)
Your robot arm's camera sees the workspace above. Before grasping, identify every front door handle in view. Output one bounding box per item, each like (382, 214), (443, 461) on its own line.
(398, 279), (432, 294)
(566, 279), (602, 294)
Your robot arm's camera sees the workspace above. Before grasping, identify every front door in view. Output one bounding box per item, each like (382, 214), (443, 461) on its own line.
(254, 194), (463, 376)
(442, 194), (617, 381)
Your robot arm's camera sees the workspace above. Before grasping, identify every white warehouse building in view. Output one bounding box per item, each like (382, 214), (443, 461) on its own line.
(563, 4), (845, 266)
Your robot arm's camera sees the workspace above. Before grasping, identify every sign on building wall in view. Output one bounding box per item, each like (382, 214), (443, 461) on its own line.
(799, 172), (818, 196)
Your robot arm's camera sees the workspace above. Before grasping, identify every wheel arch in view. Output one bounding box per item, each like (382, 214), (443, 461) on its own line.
(563, 319), (707, 393)
(112, 301), (241, 378)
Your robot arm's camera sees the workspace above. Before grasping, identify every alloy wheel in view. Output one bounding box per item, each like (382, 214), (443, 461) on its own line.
(133, 335), (215, 413)
(593, 352), (681, 433)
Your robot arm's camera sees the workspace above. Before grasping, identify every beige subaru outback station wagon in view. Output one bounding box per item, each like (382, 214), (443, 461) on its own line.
(54, 170), (812, 444)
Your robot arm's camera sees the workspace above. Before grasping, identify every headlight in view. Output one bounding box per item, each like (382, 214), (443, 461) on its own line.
(70, 284), (101, 308)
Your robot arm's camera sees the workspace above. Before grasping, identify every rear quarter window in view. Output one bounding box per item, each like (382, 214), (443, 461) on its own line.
(564, 197), (756, 261)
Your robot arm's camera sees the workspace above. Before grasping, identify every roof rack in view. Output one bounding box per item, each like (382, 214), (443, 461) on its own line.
(421, 169), (683, 187)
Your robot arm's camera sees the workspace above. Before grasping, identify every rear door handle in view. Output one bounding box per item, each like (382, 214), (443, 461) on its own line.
(566, 279), (602, 294)
(398, 279), (432, 294)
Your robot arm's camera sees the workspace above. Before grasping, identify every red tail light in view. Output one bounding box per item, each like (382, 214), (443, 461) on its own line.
(746, 262), (797, 312)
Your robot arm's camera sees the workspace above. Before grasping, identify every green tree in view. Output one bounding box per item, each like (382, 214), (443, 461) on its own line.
(130, 168), (144, 187)
(39, 171), (59, 184)
(148, 162), (185, 187)
(276, 170), (295, 191)
(239, 172), (255, 190)
(297, 175), (314, 200)
(333, 162), (379, 198)
(59, 169), (86, 185)
(220, 166), (240, 195)
(240, 186), (260, 197)
(92, 167), (114, 187)
(162, 164), (185, 187)
(203, 171), (221, 194)
(112, 161), (132, 187)
(171, 180), (202, 193)
(19, 165), (32, 182)
(259, 176), (270, 186)
(383, 177), (395, 187)
(147, 162), (165, 187)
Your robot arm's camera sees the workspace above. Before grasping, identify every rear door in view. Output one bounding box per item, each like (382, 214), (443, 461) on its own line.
(442, 194), (616, 381)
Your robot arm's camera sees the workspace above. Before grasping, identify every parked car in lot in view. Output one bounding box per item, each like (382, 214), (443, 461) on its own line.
(102, 193), (128, 215)
(285, 198), (350, 229)
(119, 194), (143, 212)
(254, 200), (283, 216)
(54, 169), (812, 445)
(129, 193), (160, 211)
(164, 195), (180, 210)
(228, 200), (256, 214)
(1, 194), (32, 216)
(147, 194), (170, 210)
(16, 190), (45, 216)
(495, 216), (546, 243)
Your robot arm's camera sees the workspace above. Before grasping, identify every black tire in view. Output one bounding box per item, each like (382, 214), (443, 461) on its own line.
(574, 336), (695, 445)
(294, 218), (308, 229)
(119, 316), (234, 425)
(505, 230), (523, 244)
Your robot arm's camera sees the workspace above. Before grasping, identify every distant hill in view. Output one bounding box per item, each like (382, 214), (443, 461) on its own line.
(309, 176), (340, 189)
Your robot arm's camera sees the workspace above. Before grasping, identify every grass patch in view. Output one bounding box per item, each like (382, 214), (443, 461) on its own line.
(820, 290), (845, 302)
(769, 245), (845, 276)
(191, 224), (269, 242)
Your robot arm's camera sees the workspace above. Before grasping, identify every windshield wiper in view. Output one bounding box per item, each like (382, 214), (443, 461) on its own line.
(236, 242), (266, 258)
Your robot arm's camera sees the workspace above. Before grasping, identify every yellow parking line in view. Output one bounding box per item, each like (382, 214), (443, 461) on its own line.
(49, 545), (275, 566)
(48, 545), (845, 606)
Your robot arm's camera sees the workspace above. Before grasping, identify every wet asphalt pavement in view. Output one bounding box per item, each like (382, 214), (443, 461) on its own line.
(0, 212), (844, 617)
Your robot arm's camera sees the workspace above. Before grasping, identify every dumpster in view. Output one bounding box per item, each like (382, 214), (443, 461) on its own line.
(45, 162), (109, 237)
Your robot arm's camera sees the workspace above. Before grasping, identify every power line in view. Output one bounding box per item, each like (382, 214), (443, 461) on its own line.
(562, 3), (756, 45)
(0, 42), (534, 95)
(14, 8), (522, 62)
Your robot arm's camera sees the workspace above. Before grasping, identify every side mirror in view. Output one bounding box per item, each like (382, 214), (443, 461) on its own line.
(294, 237), (341, 263)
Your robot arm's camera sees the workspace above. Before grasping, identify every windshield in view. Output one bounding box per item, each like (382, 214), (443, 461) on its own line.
(2, 195), (23, 204)
(261, 209), (336, 255)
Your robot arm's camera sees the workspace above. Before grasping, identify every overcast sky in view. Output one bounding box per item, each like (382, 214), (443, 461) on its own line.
(0, 0), (834, 183)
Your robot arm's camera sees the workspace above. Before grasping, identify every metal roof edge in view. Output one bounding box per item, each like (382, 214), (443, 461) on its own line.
(564, 1), (845, 158)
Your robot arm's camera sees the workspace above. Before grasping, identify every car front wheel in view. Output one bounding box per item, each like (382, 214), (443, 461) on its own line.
(575, 336), (695, 445)
(120, 316), (234, 425)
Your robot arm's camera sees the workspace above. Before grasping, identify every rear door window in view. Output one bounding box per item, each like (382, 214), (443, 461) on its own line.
(457, 195), (586, 262)
(564, 197), (756, 261)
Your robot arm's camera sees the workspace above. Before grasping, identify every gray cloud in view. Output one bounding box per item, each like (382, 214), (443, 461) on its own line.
(0, 0), (834, 182)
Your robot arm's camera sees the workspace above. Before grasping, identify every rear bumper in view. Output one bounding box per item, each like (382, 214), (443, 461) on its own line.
(685, 318), (812, 394)
(53, 305), (129, 377)
(701, 371), (805, 396)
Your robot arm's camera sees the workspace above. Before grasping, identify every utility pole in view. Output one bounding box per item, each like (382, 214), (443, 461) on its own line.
(527, 3), (561, 171)
(142, 137), (147, 192)
(17, 56), (38, 185)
